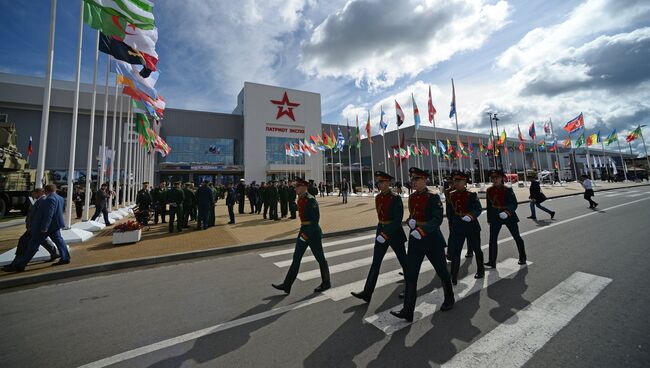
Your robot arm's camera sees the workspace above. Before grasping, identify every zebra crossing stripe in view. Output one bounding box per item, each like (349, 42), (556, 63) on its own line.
(297, 253), (397, 281)
(602, 192), (627, 197)
(365, 258), (528, 335)
(274, 243), (375, 267)
(627, 192), (647, 197)
(440, 271), (611, 368)
(259, 234), (375, 258)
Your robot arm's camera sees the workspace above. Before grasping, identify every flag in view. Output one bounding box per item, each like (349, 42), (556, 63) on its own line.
(135, 113), (153, 146)
(123, 86), (165, 118)
(586, 132), (598, 146)
(152, 131), (170, 157)
(387, 149), (391, 159)
(487, 132), (494, 151)
(575, 132), (586, 147)
(543, 121), (552, 135)
(322, 130), (330, 148)
(563, 136), (572, 148)
(427, 85), (436, 123)
(337, 127), (345, 149)
(449, 78), (456, 119)
(27, 136), (33, 158)
(564, 113), (585, 134)
(284, 144), (290, 156)
(379, 107), (388, 133)
(479, 138), (485, 152)
(539, 139), (545, 151)
(497, 130), (506, 146)
(467, 136), (474, 153)
(626, 125), (642, 142)
(395, 100), (405, 127)
(605, 129), (617, 146)
(518, 124), (524, 141)
(346, 119), (352, 148)
(101, 33), (156, 75)
(113, 60), (158, 98)
(447, 139), (453, 155)
(355, 115), (361, 148)
(529, 122), (536, 140)
(412, 94), (421, 129)
(83, 0), (155, 30)
(458, 140), (468, 157)
(518, 142), (524, 152)
(366, 112), (373, 143)
(83, 1), (128, 38)
(548, 141), (556, 152)
(438, 140), (447, 155)
(329, 127), (337, 149)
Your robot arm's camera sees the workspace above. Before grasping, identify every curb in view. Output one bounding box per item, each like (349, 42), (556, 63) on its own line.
(0, 225), (376, 290)
(1, 183), (648, 290)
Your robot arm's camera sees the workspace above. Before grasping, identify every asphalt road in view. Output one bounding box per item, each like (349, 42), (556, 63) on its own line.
(2, 187), (650, 368)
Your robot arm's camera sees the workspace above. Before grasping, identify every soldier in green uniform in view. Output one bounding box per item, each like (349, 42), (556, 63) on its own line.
(352, 171), (407, 303)
(447, 171), (484, 284)
(279, 180), (289, 218)
(287, 180), (297, 219)
(167, 181), (185, 233)
(268, 180), (279, 221)
(182, 183), (195, 228)
(136, 182), (153, 211)
(208, 182), (217, 227)
(391, 167), (454, 322)
(272, 178), (331, 294)
(151, 181), (167, 224)
(260, 182), (269, 219)
(485, 169), (527, 267)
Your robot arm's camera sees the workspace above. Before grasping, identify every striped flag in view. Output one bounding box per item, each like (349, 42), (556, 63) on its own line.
(395, 100), (405, 127)
(427, 85), (436, 123)
(83, 0), (155, 30)
(412, 94), (421, 129)
(563, 113), (585, 134)
(366, 112), (373, 143)
(27, 136), (33, 158)
(379, 107), (388, 133)
(626, 125), (642, 142)
(449, 79), (456, 119)
(605, 129), (617, 145)
(529, 122), (536, 140)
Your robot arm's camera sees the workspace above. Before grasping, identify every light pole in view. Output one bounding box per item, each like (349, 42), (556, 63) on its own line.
(487, 112), (496, 169)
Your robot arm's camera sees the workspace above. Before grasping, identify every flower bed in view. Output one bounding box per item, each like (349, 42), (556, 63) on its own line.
(112, 221), (143, 245)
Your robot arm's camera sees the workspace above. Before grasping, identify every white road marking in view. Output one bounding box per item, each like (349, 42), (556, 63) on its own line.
(297, 253), (398, 281)
(324, 264), (417, 301)
(78, 197), (646, 367)
(602, 192), (627, 197)
(440, 272), (611, 368)
(274, 243), (375, 267)
(259, 234), (375, 258)
(76, 294), (329, 368)
(365, 258), (528, 335)
(626, 192), (648, 197)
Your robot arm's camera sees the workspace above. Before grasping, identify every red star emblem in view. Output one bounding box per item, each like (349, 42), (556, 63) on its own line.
(270, 91), (300, 121)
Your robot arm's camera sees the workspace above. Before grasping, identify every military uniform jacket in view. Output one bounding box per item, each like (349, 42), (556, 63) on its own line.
(196, 186), (214, 207)
(408, 189), (446, 245)
(226, 187), (237, 206)
(151, 188), (166, 204)
(182, 188), (195, 207)
(486, 185), (519, 224)
(288, 186), (297, 202)
(268, 186), (279, 202)
(166, 188), (185, 206)
(136, 189), (153, 208)
(298, 193), (322, 241)
(446, 189), (482, 232)
(279, 186), (289, 201)
(375, 189), (407, 244)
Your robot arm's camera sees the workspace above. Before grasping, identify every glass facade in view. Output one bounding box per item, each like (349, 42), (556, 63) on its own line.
(266, 137), (305, 165)
(164, 136), (235, 164)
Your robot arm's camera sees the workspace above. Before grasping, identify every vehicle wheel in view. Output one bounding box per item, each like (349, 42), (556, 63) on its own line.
(0, 197), (7, 219)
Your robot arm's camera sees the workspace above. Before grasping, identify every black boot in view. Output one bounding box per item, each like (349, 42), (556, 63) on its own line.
(390, 308), (413, 322)
(314, 262), (331, 292)
(350, 291), (371, 303)
(518, 258), (527, 265)
(465, 251), (473, 258)
(450, 259), (460, 285)
(484, 261), (496, 268)
(474, 252), (485, 279)
(440, 280), (455, 311)
(272, 283), (291, 294)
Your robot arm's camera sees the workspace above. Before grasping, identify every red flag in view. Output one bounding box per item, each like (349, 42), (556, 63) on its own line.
(427, 85), (436, 123)
(395, 100), (405, 127)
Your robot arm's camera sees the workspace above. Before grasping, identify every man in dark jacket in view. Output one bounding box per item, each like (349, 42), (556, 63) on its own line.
(287, 180), (297, 219)
(196, 181), (214, 230)
(236, 179), (246, 214)
(485, 169), (527, 268)
(73, 186), (84, 219)
(182, 183), (195, 228)
(91, 184), (112, 225)
(279, 180), (289, 218)
(208, 182), (217, 227)
(136, 182), (153, 211)
(247, 181), (258, 214)
(267, 180), (279, 221)
(528, 175), (555, 219)
(167, 181), (185, 233)
(257, 182), (266, 215)
(151, 181), (167, 224)
(226, 182), (237, 224)
(352, 171), (407, 303)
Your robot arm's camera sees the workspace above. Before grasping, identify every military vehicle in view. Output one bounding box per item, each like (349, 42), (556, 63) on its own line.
(0, 123), (52, 219)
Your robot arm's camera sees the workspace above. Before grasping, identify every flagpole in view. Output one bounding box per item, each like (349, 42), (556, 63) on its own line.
(338, 145), (343, 190)
(126, 103), (133, 204)
(83, 31), (100, 221)
(396, 125), (404, 186)
(429, 142), (434, 181)
(616, 139), (628, 181)
(64, 0), (84, 229)
(124, 102), (130, 205)
(550, 118), (563, 183)
(358, 136), (363, 194)
(369, 136), (375, 194)
(544, 124), (552, 174)
(36, 0), (57, 189)
(452, 84), (463, 172)
(116, 96), (124, 207)
(330, 147), (334, 194)
(99, 55), (111, 187)
(347, 128), (353, 193)
(640, 127), (650, 172)
(108, 82), (118, 211)
(600, 135), (609, 178)
(521, 144), (527, 186)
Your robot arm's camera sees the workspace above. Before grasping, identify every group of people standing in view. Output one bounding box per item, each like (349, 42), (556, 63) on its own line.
(234, 179), (299, 223)
(3, 184), (71, 272)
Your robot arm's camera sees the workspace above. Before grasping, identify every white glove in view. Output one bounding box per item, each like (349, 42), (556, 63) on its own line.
(461, 215), (472, 222)
(376, 235), (386, 244)
(407, 218), (416, 229)
(410, 230), (422, 240)
(499, 212), (508, 220)
(299, 234), (307, 242)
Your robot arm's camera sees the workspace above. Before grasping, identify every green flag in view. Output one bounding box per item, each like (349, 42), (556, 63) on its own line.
(575, 132), (586, 147)
(83, 1), (127, 38)
(84, 0), (155, 30)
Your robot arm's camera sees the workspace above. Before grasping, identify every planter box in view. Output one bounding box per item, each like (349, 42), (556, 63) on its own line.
(112, 229), (142, 245)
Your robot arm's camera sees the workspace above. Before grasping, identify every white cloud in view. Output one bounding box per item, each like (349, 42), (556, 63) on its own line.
(300, 0), (509, 91)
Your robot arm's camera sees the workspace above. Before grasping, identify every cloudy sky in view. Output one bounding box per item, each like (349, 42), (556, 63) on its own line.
(1, 0), (649, 155)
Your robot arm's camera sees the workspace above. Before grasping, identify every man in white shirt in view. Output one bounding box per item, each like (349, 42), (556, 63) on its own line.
(581, 175), (598, 208)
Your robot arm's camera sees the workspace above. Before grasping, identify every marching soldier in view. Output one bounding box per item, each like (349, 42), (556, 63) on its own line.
(272, 178), (331, 294)
(167, 181), (184, 233)
(287, 180), (297, 219)
(391, 167), (454, 322)
(447, 171), (484, 285)
(152, 181), (167, 224)
(485, 169), (527, 267)
(351, 171), (407, 303)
